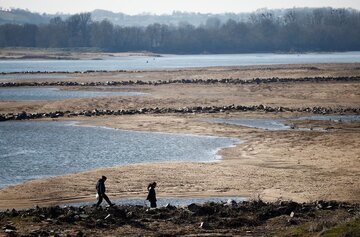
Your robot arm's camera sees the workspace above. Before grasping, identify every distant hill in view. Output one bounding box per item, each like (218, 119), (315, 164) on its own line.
(3, 7), (357, 27)
(90, 9), (251, 26)
(0, 8), (66, 25)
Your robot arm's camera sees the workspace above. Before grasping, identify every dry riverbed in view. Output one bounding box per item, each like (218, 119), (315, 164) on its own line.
(0, 63), (359, 236)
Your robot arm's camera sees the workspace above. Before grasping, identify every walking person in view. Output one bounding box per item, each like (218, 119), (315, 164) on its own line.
(96, 176), (114, 207)
(146, 182), (157, 208)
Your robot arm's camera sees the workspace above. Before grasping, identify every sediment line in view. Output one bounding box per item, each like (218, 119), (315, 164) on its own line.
(1, 76), (359, 87)
(1, 104), (359, 122)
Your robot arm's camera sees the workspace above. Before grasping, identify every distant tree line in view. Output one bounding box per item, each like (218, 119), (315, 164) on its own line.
(1, 8), (360, 53)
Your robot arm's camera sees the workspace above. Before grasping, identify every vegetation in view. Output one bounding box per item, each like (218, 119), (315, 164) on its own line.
(0, 8), (360, 53)
(321, 217), (360, 237)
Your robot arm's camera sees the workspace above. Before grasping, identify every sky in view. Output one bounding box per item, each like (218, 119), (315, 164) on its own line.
(1, 0), (360, 15)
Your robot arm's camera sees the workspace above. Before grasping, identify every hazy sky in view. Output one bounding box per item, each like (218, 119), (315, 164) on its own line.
(1, 0), (360, 14)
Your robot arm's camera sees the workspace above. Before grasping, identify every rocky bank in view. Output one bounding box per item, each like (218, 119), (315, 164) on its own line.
(1, 200), (360, 236)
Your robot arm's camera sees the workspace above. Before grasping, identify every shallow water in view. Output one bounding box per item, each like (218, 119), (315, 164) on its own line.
(0, 87), (147, 101)
(69, 196), (247, 208)
(1, 52), (360, 73)
(208, 115), (360, 130)
(0, 74), (69, 80)
(295, 115), (360, 122)
(0, 121), (239, 188)
(209, 118), (291, 130)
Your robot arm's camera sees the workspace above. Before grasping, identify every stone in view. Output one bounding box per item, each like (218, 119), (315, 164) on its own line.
(226, 199), (237, 206)
(199, 221), (210, 229)
(79, 214), (89, 219)
(4, 229), (16, 234)
(187, 203), (201, 213)
(3, 225), (16, 230)
(165, 204), (176, 210)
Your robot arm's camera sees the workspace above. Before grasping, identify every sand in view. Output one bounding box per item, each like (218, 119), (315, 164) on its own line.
(0, 64), (359, 209)
(0, 47), (160, 60)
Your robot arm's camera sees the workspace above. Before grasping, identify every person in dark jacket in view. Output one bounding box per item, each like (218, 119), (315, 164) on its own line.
(146, 182), (157, 208)
(96, 176), (114, 207)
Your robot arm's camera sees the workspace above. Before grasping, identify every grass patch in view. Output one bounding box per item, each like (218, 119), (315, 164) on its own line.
(321, 217), (360, 237)
(278, 216), (360, 237)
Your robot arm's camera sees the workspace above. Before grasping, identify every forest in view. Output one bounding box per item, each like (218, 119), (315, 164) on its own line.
(0, 8), (360, 53)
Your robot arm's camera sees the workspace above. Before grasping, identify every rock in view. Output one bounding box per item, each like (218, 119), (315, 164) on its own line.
(30, 229), (50, 236)
(165, 204), (176, 210)
(45, 218), (54, 223)
(287, 218), (298, 225)
(187, 203), (201, 213)
(95, 219), (106, 228)
(3, 225), (16, 230)
(4, 229), (16, 234)
(145, 208), (157, 214)
(226, 199), (237, 206)
(79, 214), (89, 219)
(58, 214), (74, 223)
(10, 209), (19, 217)
(199, 221), (210, 229)
(126, 211), (134, 218)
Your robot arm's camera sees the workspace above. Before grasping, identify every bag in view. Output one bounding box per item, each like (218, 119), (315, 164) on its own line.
(96, 193), (99, 200)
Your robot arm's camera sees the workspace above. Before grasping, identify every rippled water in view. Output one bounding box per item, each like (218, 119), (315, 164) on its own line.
(1, 52), (360, 73)
(208, 115), (360, 130)
(0, 121), (239, 188)
(0, 87), (147, 100)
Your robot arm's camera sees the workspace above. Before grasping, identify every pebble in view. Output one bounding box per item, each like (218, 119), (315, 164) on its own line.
(0, 105), (359, 122)
(0, 76), (359, 87)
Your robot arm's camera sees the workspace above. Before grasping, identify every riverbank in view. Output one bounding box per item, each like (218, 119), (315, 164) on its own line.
(0, 112), (359, 209)
(0, 63), (359, 211)
(1, 200), (359, 236)
(0, 48), (161, 60)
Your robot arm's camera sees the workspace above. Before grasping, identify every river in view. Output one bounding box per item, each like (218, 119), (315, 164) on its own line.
(1, 52), (360, 73)
(0, 121), (239, 188)
(0, 87), (147, 101)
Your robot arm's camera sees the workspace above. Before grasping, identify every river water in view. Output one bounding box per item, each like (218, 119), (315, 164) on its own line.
(1, 52), (360, 73)
(0, 121), (239, 189)
(1, 52), (359, 195)
(0, 87), (147, 101)
(208, 115), (360, 131)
